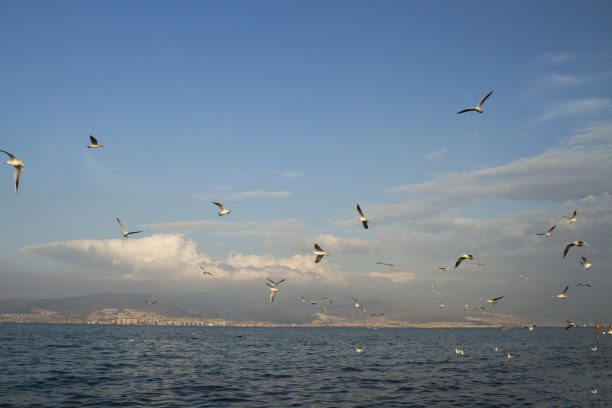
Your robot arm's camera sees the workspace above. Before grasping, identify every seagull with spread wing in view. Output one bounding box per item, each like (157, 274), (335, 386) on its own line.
(1, 150), (25, 193)
(355, 203), (369, 229)
(457, 90), (493, 114)
(563, 241), (590, 258)
(313, 244), (329, 263)
(87, 135), (104, 148)
(212, 201), (231, 216)
(536, 225), (556, 237)
(562, 210), (577, 224)
(117, 218), (142, 238)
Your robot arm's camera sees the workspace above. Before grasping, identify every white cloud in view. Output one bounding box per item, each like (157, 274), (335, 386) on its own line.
(366, 271), (416, 284)
(538, 98), (612, 122)
(423, 147), (448, 161)
(229, 190), (291, 200)
(568, 122), (612, 145)
(144, 218), (306, 238)
(536, 52), (576, 64)
(311, 234), (381, 255)
(539, 73), (585, 87)
(283, 170), (303, 178)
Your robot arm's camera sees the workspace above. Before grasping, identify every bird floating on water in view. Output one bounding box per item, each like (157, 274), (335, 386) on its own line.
(212, 202), (231, 216)
(117, 217), (142, 237)
(455, 349), (464, 355)
(562, 210), (577, 224)
(87, 135), (103, 148)
(313, 244), (329, 263)
(455, 254), (477, 268)
(536, 225), (556, 237)
(0, 150), (25, 193)
(579, 256), (592, 270)
(457, 90), (493, 114)
(563, 241), (590, 258)
(507, 352), (514, 359)
(355, 346), (363, 353)
(355, 203), (369, 229)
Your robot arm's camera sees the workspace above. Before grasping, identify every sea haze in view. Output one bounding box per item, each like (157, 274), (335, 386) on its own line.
(0, 324), (609, 407)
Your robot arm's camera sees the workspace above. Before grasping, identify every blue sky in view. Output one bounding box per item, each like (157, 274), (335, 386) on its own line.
(1, 1), (611, 324)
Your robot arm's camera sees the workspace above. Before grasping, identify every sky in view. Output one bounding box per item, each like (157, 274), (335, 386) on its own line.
(1, 0), (611, 324)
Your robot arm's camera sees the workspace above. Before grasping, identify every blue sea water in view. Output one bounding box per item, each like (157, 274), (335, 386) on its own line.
(0, 324), (610, 407)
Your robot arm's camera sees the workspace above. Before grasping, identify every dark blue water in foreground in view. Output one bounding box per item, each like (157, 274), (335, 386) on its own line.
(0, 324), (610, 407)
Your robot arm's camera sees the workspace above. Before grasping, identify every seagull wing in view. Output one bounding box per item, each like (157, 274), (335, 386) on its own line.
(478, 90), (493, 107)
(561, 285), (568, 295)
(356, 203), (365, 218)
(0, 150), (16, 160)
(117, 218), (127, 233)
(563, 243), (573, 258)
(314, 243), (323, 252)
(455, 256), (466, 268)
(13, 166), (21, 193)
(456, 108), (475, 114)
(212, 202), (225, 211)
(315, 254), (323, 263)
(90, 135), (98, 144)
(491, 296), (504, 302)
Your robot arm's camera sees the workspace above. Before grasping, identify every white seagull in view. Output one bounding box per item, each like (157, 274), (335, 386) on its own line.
(524, 324), (537, 331)
(432, 284), (440, 296)
(562, 210), (577, 224)
(507, 352), (514, 359)
(313, 244), (329, 263)
(482, 296), (504, 306)
(438, 267), (449, 271)
(563, 241), (590, 258)
(212, 202), (231, 216)
(87, 135), (104, 148)
(565, 320), (576, 330)
(310, 301), (327, 313)
(200, 266), (212, 276)
(355, 203), (369, 229)
(579, 256), (592, 270)
(520, 274), (530, 280)
(269, 287), (279, 303)
(455, 254), (476, 268)
(355, 346), (363, 354)
(266, 277), (286, 288)
(322, 297), (333, 303)
(555, 285), (569, 299)
(439, 300), (445, 311)
(464, 304), (470, 311)
(456, 90), (493, 114)
(350, 296), (367, 315)
(117, 218), (142, 237)
(455, 349), (464, 355)
(1, 150), (25, 193)
(536, 225), (556, 237)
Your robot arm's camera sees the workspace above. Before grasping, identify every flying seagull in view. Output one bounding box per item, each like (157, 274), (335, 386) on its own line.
(301, 296), (307, 303)
(455, 254), (476, 268)
(355, 203), (369, 229)
(350, 296), (367, 315)
(473, 306), (486, 311)
(313, 244), (329, 263)
(464, 304), (470, 311)
(456, 90), (493, 114)
(523, 324), (537, 331)
(579, 256), (592, 270)
(322, 297), (333, 303)
(555, 285), (569, 299)
(563, 241), (590, 258)
(376, 261), (394, 267)
(310, 301), (327, 313)
(266, 277), (286, 288)
(438, 267), (449, 271)
(520, 274), (530, 280)
(576, 282), (591, 288)
(144, 298), (159, 305)
(565, 320), (576, 330)
(87, 135), (103, 148)
(439, 301), (445, 311)
(0, 150), (25, 193)
(562, 210), (577, 224)
(355, 346), (363, 354)
(483, 296), (504, 306)
(200, 266), (212, 276)
(117, 217), (142, 237)
(537, 225), (556, 237)
(432, 284), (440, 296)
(212, 202), (231, 216)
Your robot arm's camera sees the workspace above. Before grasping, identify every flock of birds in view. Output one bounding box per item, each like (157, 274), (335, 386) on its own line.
(2, 94), (605, 359)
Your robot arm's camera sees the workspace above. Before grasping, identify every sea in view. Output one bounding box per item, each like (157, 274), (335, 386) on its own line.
(0, 324), (609, 407)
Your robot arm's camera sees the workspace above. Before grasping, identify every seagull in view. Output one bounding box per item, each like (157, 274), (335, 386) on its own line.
(473, 306), (486, 311)
(579, 256), (592, 270)
(376, 261), (394, 267)
(432, 284), (440, 296)
(565, 320), (576, 330)
(350, 296), (367, 315)
(495, 347), (499, 352)
(524, 324), (537, 331)
(355, 346), (363, 354)
(455, 254), (476, 268)
(212, 202), (231, 216)
(438, 267), (449, 271)
(86, 135), (103, 148)
(266, 277), (285, 288)
(562, 210), (577, 224)
(576, 282), (591, 288)
(200, 266), (212, 276)
(591, 384), (598, 394)
(464, 304), (470, 311)
(0, 150), (25, 193)
(556, 285), (569, 299)
(507, 352), (514, 359)
(520, 274), (530, 280)
(313, 244), (329, 263)
(144, 298), (158, 305)
(456, 90), (493, 114)
(370, 313), (384, 317)
(117, 218), (142, 237)
(269, 287), (279, 303)
(439, 300), (445, 311)
(591, 346), (598, 351)
(301, 296), (307, 303)
(536, 225), (556, 237)
(356, 203), (369, 229)
(455, 349), (464, 355)
(310, 301), (326, 313)
(563, 241), (590, 258)
(322, 297), (333, 303)
(483, 296), (504, 306)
